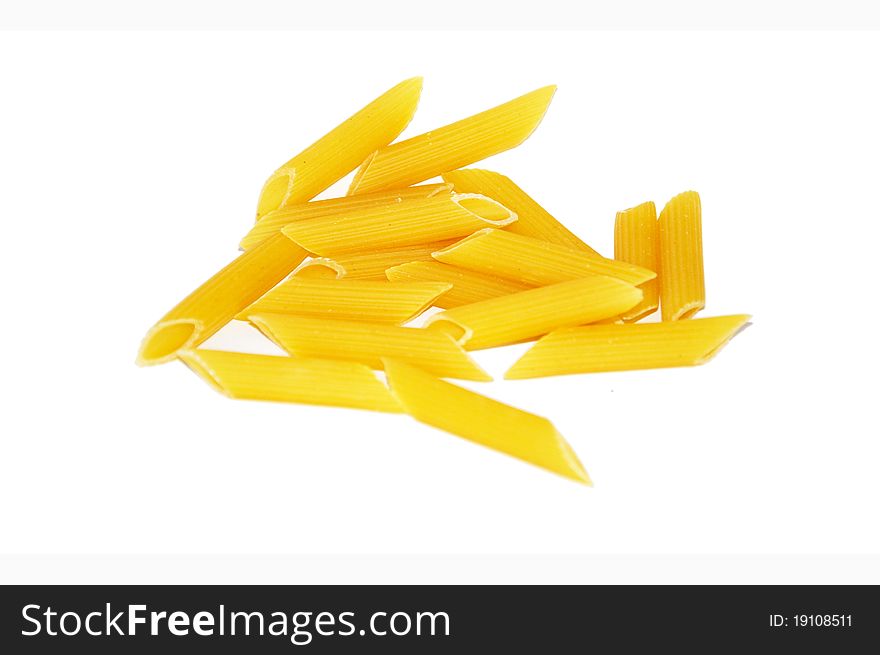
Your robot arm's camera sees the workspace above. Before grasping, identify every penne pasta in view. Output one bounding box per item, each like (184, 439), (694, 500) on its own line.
(138, 76), (750, 488)
(442, 169), (599, 255)
(255, 77), (423, 219)
(348, 86), (556, 195)
(384, 360), (591, 484)
(281, 193), (516, 257)
(385, 261), (531, 309)
(248, 313), (491, 381)
(241, 183), (452, 251)
(137, 234), (307, 366)
(179, 349), (401, 412)
(505, 315), (751, 379)
(424, 276), (643, 350)
(614, 201), (660, 322)
(235, 278), (451, 325)
(292, 241), (458, 281)
(432, 228), (655, 287)
(659, 191), (705, 321)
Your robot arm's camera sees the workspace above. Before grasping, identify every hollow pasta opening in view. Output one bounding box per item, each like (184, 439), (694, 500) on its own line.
(256, 169), (294, 218)
(670, 301), (705, 322)
(137, 319), (199, 366)
(293, 258), (345, 280)
(451, 193), (517, 225)
(425, 318), (471, 346)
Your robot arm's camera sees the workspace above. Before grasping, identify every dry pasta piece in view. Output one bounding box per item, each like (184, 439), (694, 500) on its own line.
(137, 234), (307, 366)
(292, 241), (457, 281)
(248, 313), (491, 381)
(433, 228), (654, 287)
(242, 183), (452, 251)
(255, 77), (423, 219)
(505, 315), (750, 379)
(442, 169), (599, 255)
(385, 261), (531, 309)
(384, 359), (591, 484)
(424, 276), (643, 350)
(614, 201), (660, 322)
(281, 194), (516, 257)
(348, 86), (556, 195)
(235, 278), (451, 325)
(179, 349), (401, 412)
(659, 191), (705, 321)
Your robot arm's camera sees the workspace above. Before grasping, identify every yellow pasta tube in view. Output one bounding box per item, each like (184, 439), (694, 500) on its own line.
(348, 86), (556, 195)
(614, 201), (660, 322)
(384, 360), (591, 484)
(281, 194), (516, 257)
(236, 278), (451, 325)
(137, 234), (308, 366)
(505, 315), (750, 379)
(424, 276), (643, 350)
(248, 314), (491, 381)
(659, 191), (705, 321)
(292, 241), (457, 281)
(255, 77), (423, 219)
(433, 228), (655, 287)
(242, 183), (452, 251)
(385, 261), (531, 309)
(179, 349), (401, 412)
(442, 169), (599, 255)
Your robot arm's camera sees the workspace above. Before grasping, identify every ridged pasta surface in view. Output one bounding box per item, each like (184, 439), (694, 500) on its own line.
(614, 201), (660, 322)
(425, 276), (643, 350)
(385, 360), (590, 484)
(180, 349), (401, 413)
(281, 194), (516, 257)
(137, 234), (307, 366)
(506, 315), (750, 379)
(385, 261), (530, 308)
(433, 228), (654, 288)
(248, 314), (491, 381)
(443, 169), (598, 255)
(348, 86), (556, 195)
(242, 183), (451, 250)
(237, 278), (451, 324)
(256, 77), (423, 218)
(659, 191), (705, 321)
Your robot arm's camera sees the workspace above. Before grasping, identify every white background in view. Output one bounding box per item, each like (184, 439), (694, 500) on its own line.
(1, 30), (878, 581)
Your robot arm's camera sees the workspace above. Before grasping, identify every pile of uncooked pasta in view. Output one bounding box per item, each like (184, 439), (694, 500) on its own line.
(138, 78), (749, 485)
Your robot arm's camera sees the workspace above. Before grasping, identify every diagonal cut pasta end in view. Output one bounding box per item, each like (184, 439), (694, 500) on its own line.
(504, 314), (752, 379)
(693, 314), (752, 365)
(551, 426), (593, 486)
(177, 349), (230, 396)
(512, 85), (557, 144)
(383, 358), (591, 485)
(347, 150), (377, 196)
(431, 227), (495, 259)
(249, 313), (491, 382)
(348, 85), (557, 196)
(180, 349), (403, 412)
(137, 319), (202, 367)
